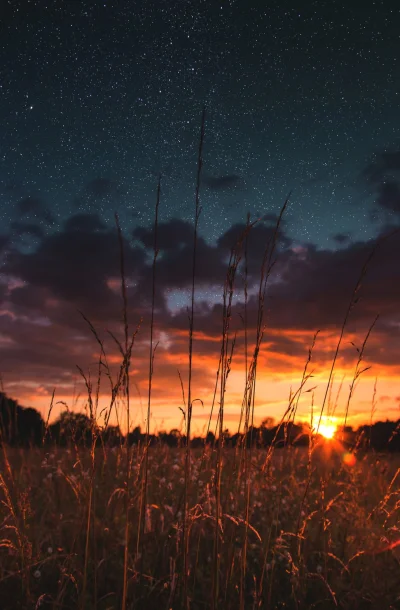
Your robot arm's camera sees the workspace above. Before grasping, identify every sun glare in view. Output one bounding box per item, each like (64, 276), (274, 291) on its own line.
(318, 417), (338, 440)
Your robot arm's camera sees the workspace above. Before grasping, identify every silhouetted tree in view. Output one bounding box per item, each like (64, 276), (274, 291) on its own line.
(0, 393), (399, 452)
(0, 392), (44, 447)
(49, 412), (92, 447)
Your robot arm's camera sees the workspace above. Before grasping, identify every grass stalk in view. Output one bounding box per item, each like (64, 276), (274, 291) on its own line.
(183, 106), (206, 609)
(137, 174), (161, 590)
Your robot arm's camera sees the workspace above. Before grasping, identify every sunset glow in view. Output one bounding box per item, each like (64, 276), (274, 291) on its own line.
(317, 417), (338, 440)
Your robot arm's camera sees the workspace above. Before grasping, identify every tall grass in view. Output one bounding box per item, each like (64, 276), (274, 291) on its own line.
(183, 105), (206, 610)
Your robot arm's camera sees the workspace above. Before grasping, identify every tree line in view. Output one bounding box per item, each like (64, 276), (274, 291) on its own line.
(0, 392), (399, 451)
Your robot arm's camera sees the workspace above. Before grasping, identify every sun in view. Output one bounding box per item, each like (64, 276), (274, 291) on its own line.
(317, 417), (338, 440)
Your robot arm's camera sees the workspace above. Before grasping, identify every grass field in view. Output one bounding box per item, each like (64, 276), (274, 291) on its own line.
(1, 443), (399, 609)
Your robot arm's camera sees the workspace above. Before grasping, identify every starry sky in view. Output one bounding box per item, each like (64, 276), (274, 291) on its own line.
(1, 0), (400, 431)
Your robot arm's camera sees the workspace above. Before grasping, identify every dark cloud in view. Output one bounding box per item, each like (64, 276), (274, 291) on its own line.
(363, 151), (400, 183)
(363, 150), (400, 216)
(15, 197), (55, 224)
(10, 221), (44, 239)
(74, 178), (120, 208)
(17, 197), (42, 215)
(0, 233), (10, 253)
(376, 181), (400, 215)
(8, 284), (48, 311)
(4, 213), (146, 315)
(2, 213), (400, 397)
(218, 221), (291, 252)
(217, 221), (292, 279)
(132, 219), (227, 294)
(64, 213), (107, 232)
(133, 219), (193, 250)
(332, 233), (350, 244)
(166, 226), (400, 362)
(263, 230), (400, 333)
(152, 237), (227, 289)
(0, 283), (7, 303)
(203, 174), (242, 191)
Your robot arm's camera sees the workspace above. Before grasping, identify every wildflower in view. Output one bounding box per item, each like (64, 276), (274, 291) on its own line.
(34, 569), (41, 579)
(316, 565), (323, 574)
(47, 547), (53, 555)
(172, 464), (180, 471)
(46, 472), (53, 480)
(271, 485), (277, 492)
(179, 477), (184, 484)
(160, 477), (166, 485)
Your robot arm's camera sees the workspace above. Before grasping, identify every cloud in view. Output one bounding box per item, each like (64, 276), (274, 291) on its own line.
(265, 231), (400, 331)
(74, 178), (120, 208)
(1, 213), (400, 426)
(64, 213), (107, 232)
(364, 150), (400, 183)
(0, 233), (10, 253)
(133, 219), (193, 250)
(363, 149), (400, 216)
(133, 219), (229, 291)
(332, 233), (350, 244)
(376, 181), (400, 215)
(10, 221), (45, 239)
(15, 197), (55, 224)
(217, 220), (292, 279)
(4, 212), (146, 316)
(203, 174), (242, 191)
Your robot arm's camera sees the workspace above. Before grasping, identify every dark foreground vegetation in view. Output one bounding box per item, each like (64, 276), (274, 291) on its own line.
(1, 443), (400, 610)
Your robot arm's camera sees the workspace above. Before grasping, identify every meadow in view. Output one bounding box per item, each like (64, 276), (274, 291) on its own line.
(1, 441), (399, 609)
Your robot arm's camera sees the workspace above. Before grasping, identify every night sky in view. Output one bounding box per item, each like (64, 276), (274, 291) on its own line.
(1, 0), (400, 431)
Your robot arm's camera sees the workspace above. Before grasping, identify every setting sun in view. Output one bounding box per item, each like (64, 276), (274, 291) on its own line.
(317, 417), (338, 440)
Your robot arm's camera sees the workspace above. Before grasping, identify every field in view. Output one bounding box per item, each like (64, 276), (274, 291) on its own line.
(1, 443), (399, 609)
